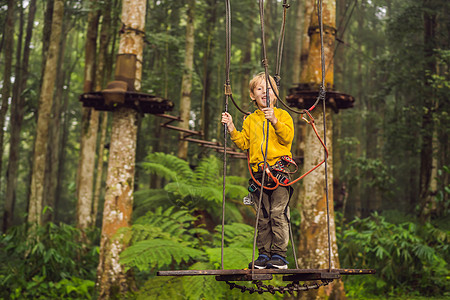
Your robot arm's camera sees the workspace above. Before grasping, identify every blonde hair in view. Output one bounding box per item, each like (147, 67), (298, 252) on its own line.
(249, 72), (279, 105)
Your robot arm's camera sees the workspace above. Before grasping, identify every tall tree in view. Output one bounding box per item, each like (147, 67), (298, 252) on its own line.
(296, 0), (345, 299)
(76, 2), (101, 232)
(177, 0), (196, 159)
(200, 0), (217, 140)
(291, 0), (305, 85)
(28, 0), (64, 226)
(0, 0), (15, 202)
(92, 0), (114, 227)
(3, 0), (31, 231)
(96, 0), (146, 297)
(419, 0), (438, 222)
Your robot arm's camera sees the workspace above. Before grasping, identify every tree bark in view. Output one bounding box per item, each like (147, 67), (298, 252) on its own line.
(28, 0), (64, 227)
(291, 0), (305, 85)
(3, 0), (26, 231)
(91, 0), (113, 227)
(0, 0), (15, 201)
(419, 0), (437, 222)
(43, 22), (68, 223)
(177, 0), (195, 160)
(76, 4), (101, 231)
(299, 0), (315, 83)
(96, 0), (146, 297)
(92, 112), (108, 226)
(200, 0), (217, 141)
(297, 108), (345, 300)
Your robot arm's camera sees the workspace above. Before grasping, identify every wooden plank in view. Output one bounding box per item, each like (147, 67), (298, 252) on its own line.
(157, 268), (375, 277)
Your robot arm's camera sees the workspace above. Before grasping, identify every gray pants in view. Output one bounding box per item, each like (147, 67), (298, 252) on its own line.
(251, 185), (291, 258)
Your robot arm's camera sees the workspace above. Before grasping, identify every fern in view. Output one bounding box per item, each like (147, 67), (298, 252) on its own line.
(135, 153), (249, 224)
(213, 223), (254, 248)
(192, 155), (220, 186)
(133, 189), (172, 218)
(120, 239), (205, 272)
(136, 276), (185, 300)
(206, 247), (253, 270)
(145, 152), (193, 180)
(180, 262), (218, 300)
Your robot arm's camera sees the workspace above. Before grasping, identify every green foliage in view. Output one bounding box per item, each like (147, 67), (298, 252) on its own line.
(338, 213), (450, 297)
(0, 223), (98, 299)
(343, 156), (396, 194)
(120, 207), (207, 272)
(8, 276), (95, 300)
(135, 153), (248, 223)
(121, 239), (205, 272)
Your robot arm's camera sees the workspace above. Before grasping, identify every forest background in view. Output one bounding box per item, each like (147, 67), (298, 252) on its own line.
(0, 0), (449, 299)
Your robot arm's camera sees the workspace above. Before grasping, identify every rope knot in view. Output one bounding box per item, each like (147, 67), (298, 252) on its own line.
(224, 84), (232, 96)
(261, 59), (269, 67)
(319, 85), (327, 100)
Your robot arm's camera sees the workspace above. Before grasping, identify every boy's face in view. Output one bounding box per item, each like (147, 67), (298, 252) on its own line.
(250, 78), (276, 109)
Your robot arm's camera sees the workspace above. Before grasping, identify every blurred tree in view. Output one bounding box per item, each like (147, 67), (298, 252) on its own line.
(177, 0), (196, 160)
(28, 0), (64, 227)
(77, 0), (101, 232)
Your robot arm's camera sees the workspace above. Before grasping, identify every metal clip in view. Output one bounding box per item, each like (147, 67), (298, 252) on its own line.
(243, 194), (254, 205)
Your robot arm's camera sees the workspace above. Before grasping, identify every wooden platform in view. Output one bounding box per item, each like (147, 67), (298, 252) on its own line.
(157, 268), (376, 282)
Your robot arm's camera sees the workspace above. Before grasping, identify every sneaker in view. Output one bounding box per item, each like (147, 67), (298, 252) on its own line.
(248, 254), (270, 269)
(266, 254), (288, 269)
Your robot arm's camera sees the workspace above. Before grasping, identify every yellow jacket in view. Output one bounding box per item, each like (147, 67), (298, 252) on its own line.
(230, 107), (294, 172)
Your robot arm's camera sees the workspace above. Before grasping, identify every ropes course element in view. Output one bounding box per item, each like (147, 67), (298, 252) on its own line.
(157, 0), (375, 294)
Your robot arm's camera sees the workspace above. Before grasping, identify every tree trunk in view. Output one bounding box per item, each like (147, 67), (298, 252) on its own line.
(96, 0), (146, 297)
(177, 0), (195, 160)
(296, 0), (346, 299)
(419, 0), (437, 222)
(76, 4), (101, 231)
(3, 0), (26, 231)
(92, 112), (108, 226)
(43, 23), (68, 223)
(291, 0), (305, 85)
(299, 0), (315, 83)
(200, 0), (217, 141)
(28, 0), (64, 227)
(0, 0), (15, 199)
(91, 0), (113, 227)
(297, 108), (344, 300)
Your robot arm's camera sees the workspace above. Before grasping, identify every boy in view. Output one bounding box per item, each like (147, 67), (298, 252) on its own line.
(221, 72), (294, 269)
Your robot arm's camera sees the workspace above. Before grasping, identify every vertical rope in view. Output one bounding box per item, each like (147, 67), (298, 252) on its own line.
(250, 0), (272, 278)
(221, 0), (232, 271)
(317, 0), (332, 273)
